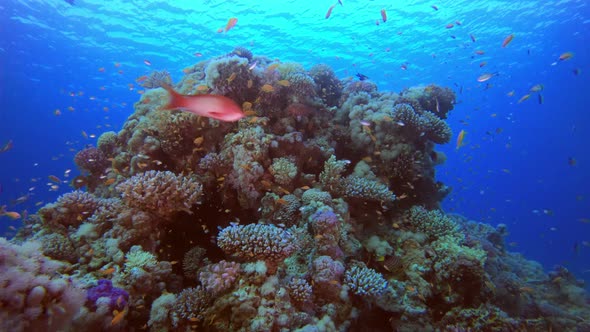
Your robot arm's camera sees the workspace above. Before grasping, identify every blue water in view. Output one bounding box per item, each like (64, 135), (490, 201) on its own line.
(1, 0), (589, 285)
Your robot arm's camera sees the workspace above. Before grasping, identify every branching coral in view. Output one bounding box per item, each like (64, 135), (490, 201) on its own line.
(396, 84), (456, 119)
(173, 286), (211, 324)
(39, 190), (99, 229)
(390, 103), (452, 144)
(287, 278), (313, 308)
(116, 170), (202, 217)
(319, 156), (396, 205)
(403, 205), (460, 240)
(344, 263), (388, 297)
(217, 224), (297, 262)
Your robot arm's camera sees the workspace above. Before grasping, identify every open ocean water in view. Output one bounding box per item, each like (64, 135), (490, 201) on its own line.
(0, 0), (589, 331)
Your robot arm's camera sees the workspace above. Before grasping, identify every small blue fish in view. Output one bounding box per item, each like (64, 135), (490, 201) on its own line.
(65, 0), (75, 5)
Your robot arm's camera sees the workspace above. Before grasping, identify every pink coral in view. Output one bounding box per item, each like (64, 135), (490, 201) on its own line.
(198, 260), (241, 296)
(0, 238), (85, 331)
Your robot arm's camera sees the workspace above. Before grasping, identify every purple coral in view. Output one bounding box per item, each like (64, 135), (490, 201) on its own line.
(86, 279), (129, 312)
(311, 255), (345, 301)
(310, 207), (343, 259)
(311, 208), (339, 234)
(198, 260), (241, 296)
(74, 146), (109, 174)
(217, 223), (297, 262)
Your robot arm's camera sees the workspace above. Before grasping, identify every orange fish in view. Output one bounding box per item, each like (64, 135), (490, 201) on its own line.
(475, 50), (485, 55)
(261, 84), (275, 93)
(277, 80), (290, 87)
(502, 34), (514, 48)
(111, 309), (127, 325)
(325, 5), (335, 19)
(479, 61), (487, 68)
(558, 52), (574, 61)
(225, 18), (238, 32)
(100, 267), (116, 275)
(445, 23), (454, 29)
(517, 94), (531, 103)
(456, 129), (466, 149)
(48, 175), (61, 184)
(380, 9), (387, 23)
(104, 178), (116, 185)
(2, 211), (21, 220)
(266, 63), (280, 72)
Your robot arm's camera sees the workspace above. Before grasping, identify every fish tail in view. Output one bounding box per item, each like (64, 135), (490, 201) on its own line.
(161, 84), (181, 110)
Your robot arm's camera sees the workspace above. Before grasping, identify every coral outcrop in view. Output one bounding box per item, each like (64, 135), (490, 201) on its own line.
(3, 50), (588, 332)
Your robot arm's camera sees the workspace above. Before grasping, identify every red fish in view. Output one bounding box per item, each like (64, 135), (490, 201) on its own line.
(225, 18), (238, 32)
(161, 85), (244, 122)
(502, 34), (514, 48)
(0, 140), (13, 153)
(380, 9), (387, 22)
(326, 5), (335, 19)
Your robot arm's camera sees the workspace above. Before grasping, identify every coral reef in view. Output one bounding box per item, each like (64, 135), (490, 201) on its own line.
(2, 50), (588, 332)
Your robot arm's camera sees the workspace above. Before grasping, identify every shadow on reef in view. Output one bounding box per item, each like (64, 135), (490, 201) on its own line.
(3, 48), (589, 332)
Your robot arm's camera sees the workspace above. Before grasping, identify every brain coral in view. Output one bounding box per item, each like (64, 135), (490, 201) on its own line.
(116, 170), (202, 217)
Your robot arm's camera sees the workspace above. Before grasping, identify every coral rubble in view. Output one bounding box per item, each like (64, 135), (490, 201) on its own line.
(2, 50), (588, 332)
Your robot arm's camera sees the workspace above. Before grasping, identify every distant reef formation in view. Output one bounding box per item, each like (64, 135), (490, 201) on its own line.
(3, 49), (589, 331)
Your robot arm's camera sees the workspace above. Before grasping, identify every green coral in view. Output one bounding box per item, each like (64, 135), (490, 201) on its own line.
(124, 246), (157, 271)
(269, 157), (298, 186)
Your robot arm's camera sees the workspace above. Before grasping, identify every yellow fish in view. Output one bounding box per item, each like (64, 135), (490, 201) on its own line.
(456, 129), (466, 149)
